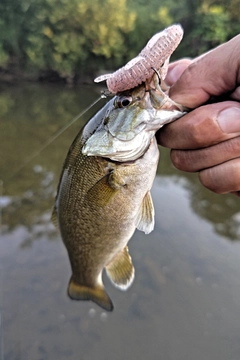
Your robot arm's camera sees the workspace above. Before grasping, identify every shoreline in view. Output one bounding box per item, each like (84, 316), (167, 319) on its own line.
(0, 67), (95, 86)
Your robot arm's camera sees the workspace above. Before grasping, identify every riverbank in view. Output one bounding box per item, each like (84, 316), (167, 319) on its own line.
(0, 67), (94, 86)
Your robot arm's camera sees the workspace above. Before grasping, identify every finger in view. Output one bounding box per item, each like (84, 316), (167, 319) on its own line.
(199, 158), (240, 194)
(165, 59), (192, 86)
(157, 101), (240, 149)
(231, 191), (240, 197)
(230, 86), (240, 102)
(169, 34), (240, 108)
(170, 136), (240, 172)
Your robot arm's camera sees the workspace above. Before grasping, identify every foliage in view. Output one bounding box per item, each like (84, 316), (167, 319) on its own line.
(25, 0), (136, 76)
(0, 0), (239, 79)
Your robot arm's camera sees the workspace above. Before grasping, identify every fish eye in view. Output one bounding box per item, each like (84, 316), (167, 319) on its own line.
(116, 96), (132, 108)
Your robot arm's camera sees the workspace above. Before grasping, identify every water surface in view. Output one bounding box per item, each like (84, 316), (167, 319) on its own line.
(1, 83), (240, 360)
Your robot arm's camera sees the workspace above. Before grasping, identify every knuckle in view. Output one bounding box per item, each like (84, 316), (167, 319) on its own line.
(186, 115), (210, 147)
(199, 168), (224, 194)
(170, 150), (184, 170)
(199, 158), (240, 194)
(226, 137), (240, 156)
(183, 104), (226, 148)
(170, 149), (196, 171)
(231, 161), (240, 188)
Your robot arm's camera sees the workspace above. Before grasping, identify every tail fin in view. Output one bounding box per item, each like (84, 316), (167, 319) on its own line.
(68, 277), (114, 312)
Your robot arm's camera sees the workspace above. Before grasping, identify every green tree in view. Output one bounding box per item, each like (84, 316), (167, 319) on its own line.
(0, 0), (239, 79)
(5, 0), (135, 77)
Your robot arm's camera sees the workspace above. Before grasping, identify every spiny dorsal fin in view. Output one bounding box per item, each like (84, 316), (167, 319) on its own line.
(68, 277), (113, 312)
(105, 246), (135, 290)
(136, 191), (155, 234)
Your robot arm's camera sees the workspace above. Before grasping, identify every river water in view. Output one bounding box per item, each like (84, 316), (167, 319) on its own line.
(1, 83), (240, 360)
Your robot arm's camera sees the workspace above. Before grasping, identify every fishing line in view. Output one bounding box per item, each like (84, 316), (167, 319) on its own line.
(0, 179), (3, 236)
(0, 94), (106, 232)
(0, 284), (4, 360)
(8, 94), (105, 180)
(0, 307), (3, 360)
(0, 180), (2, 231)
(2, 80), (101, 355)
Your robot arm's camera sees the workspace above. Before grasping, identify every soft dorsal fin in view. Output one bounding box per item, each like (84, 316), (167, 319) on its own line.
(136, 191), (155, 234)
(105, 246), (135, 290)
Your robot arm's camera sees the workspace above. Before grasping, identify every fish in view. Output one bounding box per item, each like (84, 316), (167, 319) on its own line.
(52, 71), (186, 312)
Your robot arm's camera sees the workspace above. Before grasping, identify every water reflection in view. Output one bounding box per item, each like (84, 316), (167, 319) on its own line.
(1, 83), (239, 241)
(159, 150), (240, 241)
(0, 83), (106, 237)
(1, 84), (240, 360)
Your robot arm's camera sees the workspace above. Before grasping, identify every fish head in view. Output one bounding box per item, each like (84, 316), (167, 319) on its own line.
(82, 76), (186, 161)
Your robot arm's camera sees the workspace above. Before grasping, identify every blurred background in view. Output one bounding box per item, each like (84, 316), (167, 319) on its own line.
(1, 1), (240, 360)
(0, 0), (239, 84)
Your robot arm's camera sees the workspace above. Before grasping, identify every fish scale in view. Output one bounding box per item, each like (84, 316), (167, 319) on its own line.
(53, 25), (187, 311)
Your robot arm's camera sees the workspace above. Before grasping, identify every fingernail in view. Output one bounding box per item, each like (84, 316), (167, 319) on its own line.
(218, 107), (240, 133)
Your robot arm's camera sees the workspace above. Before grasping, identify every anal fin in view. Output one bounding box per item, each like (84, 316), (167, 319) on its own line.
(106, 246), (135, 290)
(68, 277), (113, 312)
(136, 191), (155, 234)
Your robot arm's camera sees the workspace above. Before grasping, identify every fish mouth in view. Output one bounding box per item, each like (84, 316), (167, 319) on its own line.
(82, 128), (154, 162)
(82, 108), (185, 162)
(82, 145), (148, 162)
(103, 137), (155, 164)
(104, 105), (186, 142)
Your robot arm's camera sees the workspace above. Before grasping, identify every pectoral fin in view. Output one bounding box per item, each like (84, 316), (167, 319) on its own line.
(136, 191), (155, 234)
(106, 246), (135, 290)
(84, 174), (118, 207)
(68, 277), (113, 312)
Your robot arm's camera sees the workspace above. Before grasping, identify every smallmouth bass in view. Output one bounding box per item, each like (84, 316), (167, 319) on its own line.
(52, 73), (186, 311)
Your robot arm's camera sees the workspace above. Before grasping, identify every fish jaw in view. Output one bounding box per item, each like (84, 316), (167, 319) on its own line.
(82, 127), (156, 161)
(82, 106), (185, 155)
(82, 87), (185, 162)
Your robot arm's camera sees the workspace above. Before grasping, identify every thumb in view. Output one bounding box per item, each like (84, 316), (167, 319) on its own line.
(169, 34), (240, 109)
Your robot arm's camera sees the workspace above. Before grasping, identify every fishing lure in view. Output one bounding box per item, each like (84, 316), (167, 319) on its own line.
(94, 24), (183, 94)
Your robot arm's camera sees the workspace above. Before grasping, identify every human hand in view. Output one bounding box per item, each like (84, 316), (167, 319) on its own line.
(157, 34), (240, 196)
